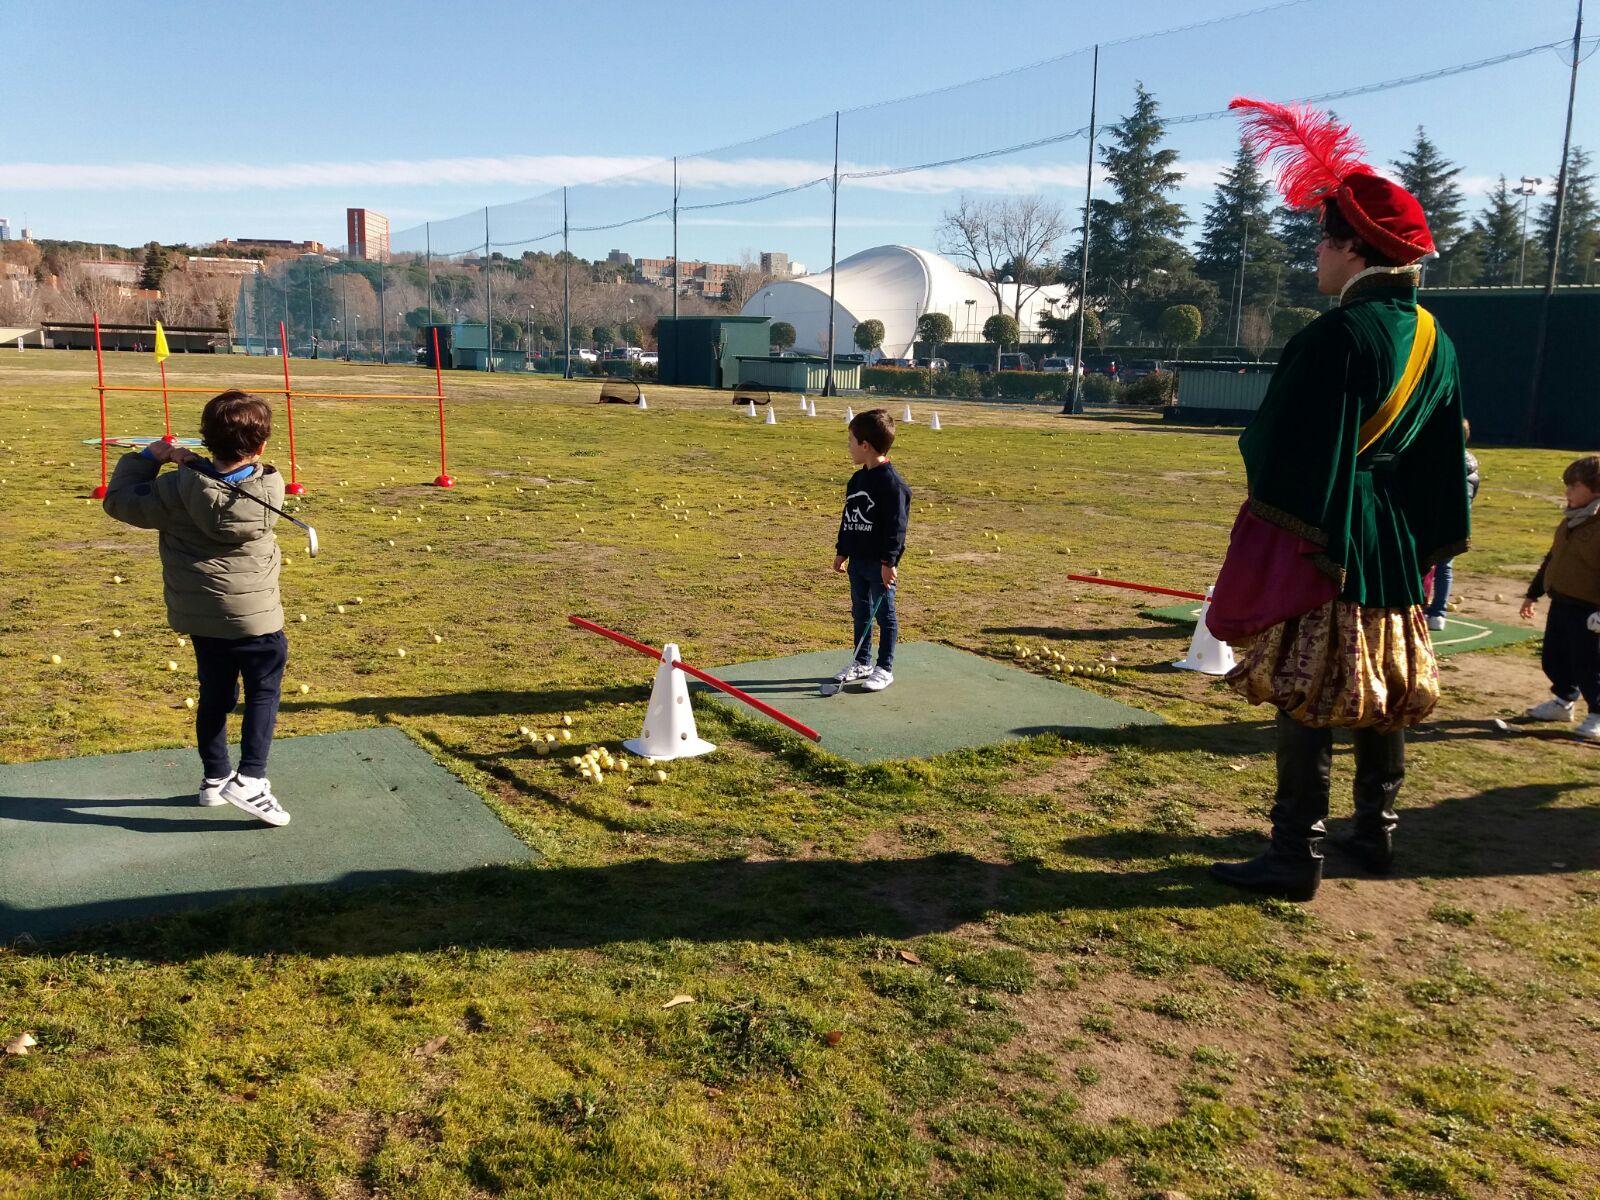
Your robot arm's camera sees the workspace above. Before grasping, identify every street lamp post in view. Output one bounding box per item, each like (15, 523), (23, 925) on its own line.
(1517, 176), (1543, 285)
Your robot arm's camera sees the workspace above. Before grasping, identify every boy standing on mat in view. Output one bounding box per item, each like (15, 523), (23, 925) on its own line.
(102, 390), (293, 826)
(832, 408), (911, 692)
(1518, 453), (1600, 742)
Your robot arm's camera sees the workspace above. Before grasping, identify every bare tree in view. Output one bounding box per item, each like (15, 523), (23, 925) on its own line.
(938, 194), (1067, 321)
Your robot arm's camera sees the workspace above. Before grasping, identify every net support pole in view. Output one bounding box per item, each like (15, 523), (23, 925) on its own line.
(672, 157), (679, 326)
(1524, 0), (1584, 445)
(1064, 44), (1098, 416)
(568, 616), (822, 743)
(91, 312), (108, 499)
(278, 321), (305, 495)
(432, 326), (454, 487)
(483, 206), (493, 374)
(562, 187), (572, 380)
(824, 110), (840, 398)
(426, 222), (434, 326)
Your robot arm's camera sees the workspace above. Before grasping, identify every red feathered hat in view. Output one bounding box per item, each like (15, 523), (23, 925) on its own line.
(1228, 97), (1435, 263)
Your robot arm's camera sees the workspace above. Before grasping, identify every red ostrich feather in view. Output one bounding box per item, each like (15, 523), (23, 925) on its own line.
(1227, 97), (1369, 210)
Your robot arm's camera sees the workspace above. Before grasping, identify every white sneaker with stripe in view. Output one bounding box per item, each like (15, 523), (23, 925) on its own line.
(219, 774), (291, 827)
(199, 776), (231, 807)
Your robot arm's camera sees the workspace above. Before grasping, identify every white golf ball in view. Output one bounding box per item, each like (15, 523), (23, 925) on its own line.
(396, 647), (407, 658)
(167, 660), (177, 671)
(50, 654), (61, 665)
(111, 629), (122, 638)
(184, 697), (195, 709)
(300, 683), (310, 694)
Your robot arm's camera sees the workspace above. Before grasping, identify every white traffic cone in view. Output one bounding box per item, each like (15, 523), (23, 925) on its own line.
(623, 643), (716, 760)
(844, 406), (854, 421)
(902, 405), (914, 423)
(806, 399), (817, 417)
(799, 394), (810, 411)
(929, 412), (942, 431)
(765, 406), (777, 425)
(637, 394), (648, 409)
(1173, 586), (1236, 675)
(747, 401), (757, 417)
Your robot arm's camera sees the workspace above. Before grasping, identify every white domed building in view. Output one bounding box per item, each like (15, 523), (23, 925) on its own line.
(741, 244), (1075, 359)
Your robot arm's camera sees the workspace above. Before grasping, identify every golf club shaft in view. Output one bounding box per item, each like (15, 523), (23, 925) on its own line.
(180, 458), (312, 534)
(847, 586), (889, 665)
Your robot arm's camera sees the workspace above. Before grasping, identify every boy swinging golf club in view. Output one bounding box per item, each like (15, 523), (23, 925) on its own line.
(101, 389), (298, 827)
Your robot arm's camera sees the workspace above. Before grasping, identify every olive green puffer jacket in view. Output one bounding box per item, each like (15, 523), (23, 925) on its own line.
(102, 450), (284, 638)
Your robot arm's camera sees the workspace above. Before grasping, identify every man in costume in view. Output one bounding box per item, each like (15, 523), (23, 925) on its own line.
(1208, 99), (1472, 902)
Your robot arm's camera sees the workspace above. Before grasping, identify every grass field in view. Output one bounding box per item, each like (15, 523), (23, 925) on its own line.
(1, 349), (1597, 1199)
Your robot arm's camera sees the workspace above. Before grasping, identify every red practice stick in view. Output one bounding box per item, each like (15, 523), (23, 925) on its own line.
(568, 616), (822, 743)
(1066, 573), (1207, 602)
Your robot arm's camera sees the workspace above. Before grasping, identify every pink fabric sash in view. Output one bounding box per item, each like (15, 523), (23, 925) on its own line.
(1206, 502), (1340, 643)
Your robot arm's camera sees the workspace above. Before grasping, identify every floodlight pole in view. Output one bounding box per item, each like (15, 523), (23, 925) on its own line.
(824, 110), (841, 397)
(1064, 44), (1099, 416)
(1525, 0), (1584, 445)
(426, 222), (434, 325)
(378, 258), (387, 366)
(483, 207), (494, 373)
(563, 187), (573, 380)
(672, 156), (680, 325)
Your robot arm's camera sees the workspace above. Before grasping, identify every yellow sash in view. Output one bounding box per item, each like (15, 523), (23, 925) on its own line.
(1357, 306), (1436, 455)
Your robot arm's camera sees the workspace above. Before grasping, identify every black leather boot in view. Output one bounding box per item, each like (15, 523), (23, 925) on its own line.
(1211, 712), (1331, 902)
(1336, 726), (1404, 875)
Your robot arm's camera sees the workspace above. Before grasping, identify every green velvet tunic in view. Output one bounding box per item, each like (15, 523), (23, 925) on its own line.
(1238, 273), (1471, 608)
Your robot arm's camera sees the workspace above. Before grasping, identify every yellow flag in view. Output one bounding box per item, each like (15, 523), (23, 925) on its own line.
(153, 321), (170, 365)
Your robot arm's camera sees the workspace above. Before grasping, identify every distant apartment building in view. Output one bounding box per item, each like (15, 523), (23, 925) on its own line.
(606, 249), (633, 268)
(214, 237), (326, 255)
(0, 217), (10, 241)
(634, 257), (737, 298)
(760, 251), (788, 278)
(79, 260), (142, 285)
(347, 208), (390, 261)
(184, 256), (264, 277)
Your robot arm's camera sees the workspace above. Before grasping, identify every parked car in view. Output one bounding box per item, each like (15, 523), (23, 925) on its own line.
(998, 352), (1035, 372)
(1039, 356), (1080, 375)
(637, 351), (658, 365)
(970, 362), (993, 375)
(1121, 358), (1163, 382)
(576, 348), (598, 363)
(879, 356), (915, 367)
(914, 357), (949, 372)
(1083, 353), (1120, 378)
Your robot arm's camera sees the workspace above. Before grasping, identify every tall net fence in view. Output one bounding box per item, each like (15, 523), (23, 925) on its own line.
(247, 0), (1597, 367)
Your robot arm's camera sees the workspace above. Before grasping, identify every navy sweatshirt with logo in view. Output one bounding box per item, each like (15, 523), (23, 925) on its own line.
(836, 460), (912, 566)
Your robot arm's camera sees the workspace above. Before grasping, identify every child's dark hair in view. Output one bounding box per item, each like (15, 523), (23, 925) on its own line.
(201, 390), (271, 463)
(1562, 454), (1600, 491)
(849, 408), (896, 455)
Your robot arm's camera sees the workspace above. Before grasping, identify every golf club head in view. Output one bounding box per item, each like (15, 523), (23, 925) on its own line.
(305, 526), (319, 558)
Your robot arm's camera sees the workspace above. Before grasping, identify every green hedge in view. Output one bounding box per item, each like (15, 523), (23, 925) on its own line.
(1117, 371), (1177, 406)
(860, 366), (1071, 403)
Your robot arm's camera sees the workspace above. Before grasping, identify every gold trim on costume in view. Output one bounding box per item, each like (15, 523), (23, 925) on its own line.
(1358, 307), (1436, 455)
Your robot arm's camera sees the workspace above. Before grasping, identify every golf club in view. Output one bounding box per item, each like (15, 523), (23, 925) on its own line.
(180, 458), (319, 557)
(819, 587), (890, 697)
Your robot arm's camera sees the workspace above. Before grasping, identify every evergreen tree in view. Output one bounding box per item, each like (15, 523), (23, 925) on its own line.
(1391, 127), (1466, 280)
(138, 242), (167, 292)
(1086, 84), (1191, 304)
(1471, 176), (1526, 285)
(1534, 146), (1600, 283)
(1274, 205), (1326, 308)
(1195, 136), (1287, 337)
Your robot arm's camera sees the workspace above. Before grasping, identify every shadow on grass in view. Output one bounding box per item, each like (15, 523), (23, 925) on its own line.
(288, 684), (650, 721)
(10, 779), (1591, 957)
(6, 853), (1220, 960)
(1058, 780), (1598, 881)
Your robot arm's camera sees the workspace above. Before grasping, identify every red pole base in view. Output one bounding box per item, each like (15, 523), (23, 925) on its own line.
(161, 433), (177, 443)
(433, 474), (456, 488)
(285, 482), (306, 496)
(91, 485), (108, 500)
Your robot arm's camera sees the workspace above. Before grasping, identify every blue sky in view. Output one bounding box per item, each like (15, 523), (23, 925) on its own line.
(5, 0), (1594, 268)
